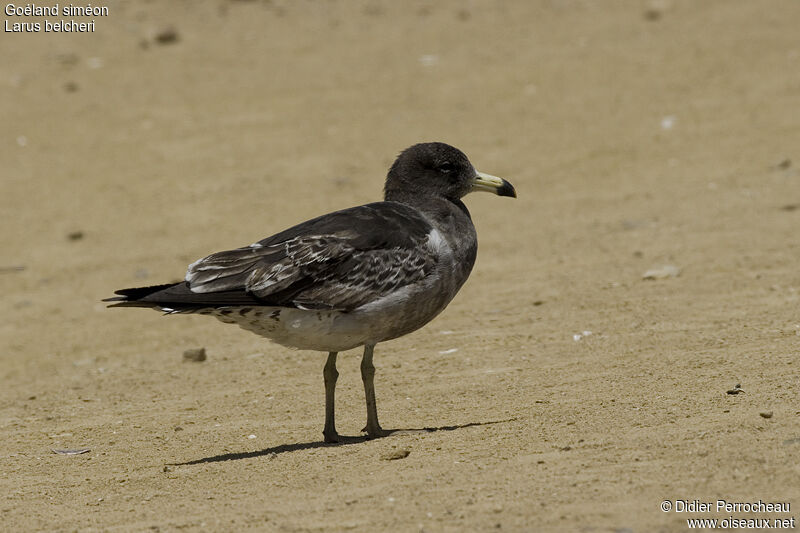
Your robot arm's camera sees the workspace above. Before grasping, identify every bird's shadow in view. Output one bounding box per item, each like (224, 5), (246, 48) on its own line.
(170, 418), (516, 466)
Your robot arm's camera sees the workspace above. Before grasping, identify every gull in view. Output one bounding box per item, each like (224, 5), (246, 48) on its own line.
(106, 142), (516, 442)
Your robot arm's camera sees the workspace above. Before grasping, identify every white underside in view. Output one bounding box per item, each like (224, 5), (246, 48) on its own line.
(205, 307), (358, 352)
(195, 283), (431, 352)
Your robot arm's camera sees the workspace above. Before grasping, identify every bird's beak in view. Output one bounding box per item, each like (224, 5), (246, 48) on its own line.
(471, 171), (517, 198)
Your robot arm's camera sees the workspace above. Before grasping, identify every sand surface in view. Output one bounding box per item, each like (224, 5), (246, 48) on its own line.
(2, 1), (799, 531)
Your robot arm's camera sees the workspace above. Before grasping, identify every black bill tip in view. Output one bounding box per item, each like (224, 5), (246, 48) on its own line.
(497, 179), (517, 198)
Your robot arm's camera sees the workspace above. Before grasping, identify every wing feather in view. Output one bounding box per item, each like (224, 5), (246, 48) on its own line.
(184, 202), (439, 311)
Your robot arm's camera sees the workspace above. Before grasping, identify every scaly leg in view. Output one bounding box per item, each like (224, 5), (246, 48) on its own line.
(360, 343), (387, 438)
(323, 351), (339, 443)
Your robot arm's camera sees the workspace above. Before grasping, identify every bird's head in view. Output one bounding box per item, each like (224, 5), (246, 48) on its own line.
(384, 142), (516, 203)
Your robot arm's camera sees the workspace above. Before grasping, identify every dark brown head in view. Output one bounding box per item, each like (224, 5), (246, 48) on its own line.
(384, 142), (516, 204)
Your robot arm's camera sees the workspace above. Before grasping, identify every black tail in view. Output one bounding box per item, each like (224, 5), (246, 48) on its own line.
(103, 283), (183, 308)
(104, 282), (265, 309)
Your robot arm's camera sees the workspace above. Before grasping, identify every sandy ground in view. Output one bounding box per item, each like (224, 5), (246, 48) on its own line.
(2, 1), (799, 531)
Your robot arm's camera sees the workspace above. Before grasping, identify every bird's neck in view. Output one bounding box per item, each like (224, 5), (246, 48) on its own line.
(406, 195), (477, 263)
(385, 191), (470, 216)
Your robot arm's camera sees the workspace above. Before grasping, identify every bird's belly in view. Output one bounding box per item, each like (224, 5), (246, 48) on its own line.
(196, 281), (455, 352)
(201, 307), (363, 352)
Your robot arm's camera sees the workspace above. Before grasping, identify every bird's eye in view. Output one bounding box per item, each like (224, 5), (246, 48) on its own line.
(438, 162), (455, 174)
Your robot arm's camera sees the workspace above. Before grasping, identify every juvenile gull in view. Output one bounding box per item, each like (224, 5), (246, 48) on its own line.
(106, 142), (516, 442)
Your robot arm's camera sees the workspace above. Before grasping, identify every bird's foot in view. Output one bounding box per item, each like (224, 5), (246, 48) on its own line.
(361, 424), (389, 439)
(323, 430), (369, 444)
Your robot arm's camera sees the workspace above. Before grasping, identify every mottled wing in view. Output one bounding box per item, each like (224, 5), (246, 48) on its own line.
(185, 235), (354, 296)
(184, 202), (439, 311)
(291, 245), (435, 310)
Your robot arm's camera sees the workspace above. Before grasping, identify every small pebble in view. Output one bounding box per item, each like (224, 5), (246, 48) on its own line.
(573, 331), (592, 342)
(773, 158), (792, 170)
(643, 8), (661, 20)
(759, 411), (773, 419)
(642, 265), (681, 280)
(643, 0), (671, 20)
(381, 449), (411, 461)
(182, 347), (206, 362)
(67, 231), (84, 241)
(726, 384), (745, 395)
(155, 26), (179, 44)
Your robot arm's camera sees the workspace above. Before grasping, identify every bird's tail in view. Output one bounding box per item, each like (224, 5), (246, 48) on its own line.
(103, 281), (265, 309)
(103, 283), (182, 308)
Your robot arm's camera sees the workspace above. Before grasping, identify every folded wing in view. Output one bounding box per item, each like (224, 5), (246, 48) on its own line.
(183, 202), (439, 311)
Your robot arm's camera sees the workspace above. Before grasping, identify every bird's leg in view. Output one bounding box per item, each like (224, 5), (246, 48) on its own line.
(323, 351), (339, 443)
(360, 343), (387, 438)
